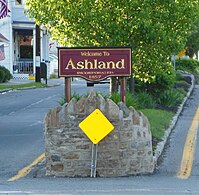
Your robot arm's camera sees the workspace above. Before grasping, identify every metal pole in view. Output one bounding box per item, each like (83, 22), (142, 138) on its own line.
(174, 58), (176, 71)
(91, 144), (98, 178)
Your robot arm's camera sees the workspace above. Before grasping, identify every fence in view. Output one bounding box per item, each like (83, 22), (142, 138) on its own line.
(13, 59), (33, 74)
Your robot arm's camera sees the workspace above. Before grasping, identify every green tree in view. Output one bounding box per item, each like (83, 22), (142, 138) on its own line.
(186, 23), (199, 58)
(25, 0), (199, 91)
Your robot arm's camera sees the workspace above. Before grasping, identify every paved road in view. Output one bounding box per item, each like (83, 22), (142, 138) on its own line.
(156, 85), (199, 178)
(0, 80), (110, 180)
(0, 81), (198, 194)
(0, 86), (62, 180)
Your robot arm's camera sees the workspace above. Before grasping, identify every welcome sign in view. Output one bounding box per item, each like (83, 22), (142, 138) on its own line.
(58, 47), (132, 81)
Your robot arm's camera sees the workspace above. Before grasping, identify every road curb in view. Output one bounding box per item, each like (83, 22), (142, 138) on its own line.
(0, 83), (61, 94)
(153, 71), (195, 166)
(0, 88), (12, 93)
(0, 87), (37, 94)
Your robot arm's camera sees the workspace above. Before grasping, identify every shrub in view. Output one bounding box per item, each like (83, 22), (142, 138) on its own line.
(175, 72), (185, 81)
(58, 93), (87, 106)
(110, 92), (138, 108)
(50, 73), (58, 79)
(0, 69), (5, 83)
(126, 92), (139, 109)
(110, 92), (121, 105)
(152, 71), (176, 96)
(134, 70), (176, 98)
(71, 93), (82, 101)
(57, 96), (66, 106)
(157, 88), (185, 109)
(176, 87), (187, 96)
(0, 66), (12, 82)
(174, 80), (190, 92)
(110, 92), (155, 110)
(135, 92), (155, 109)
(176, 58), (199, 74)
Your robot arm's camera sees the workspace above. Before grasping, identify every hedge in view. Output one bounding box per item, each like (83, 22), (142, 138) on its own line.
(0, 66), (12, 83)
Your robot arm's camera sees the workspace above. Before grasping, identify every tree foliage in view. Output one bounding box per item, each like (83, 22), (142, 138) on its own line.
(25, 0), (199, 82)
(186, 23), (199, 58)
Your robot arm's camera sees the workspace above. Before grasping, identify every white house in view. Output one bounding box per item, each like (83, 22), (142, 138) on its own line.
(0, 0), (50, 79)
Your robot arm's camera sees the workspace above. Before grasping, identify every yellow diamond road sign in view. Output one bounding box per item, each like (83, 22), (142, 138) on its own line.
(177, 49), (186, 57)
(79, 109), (114, 144)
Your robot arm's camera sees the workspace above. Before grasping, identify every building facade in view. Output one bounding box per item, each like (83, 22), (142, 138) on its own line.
(0, 0), (50, 79)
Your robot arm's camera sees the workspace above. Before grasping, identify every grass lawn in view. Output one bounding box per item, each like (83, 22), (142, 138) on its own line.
(140, 108), (174, 141)
(0, 82), (46, 90)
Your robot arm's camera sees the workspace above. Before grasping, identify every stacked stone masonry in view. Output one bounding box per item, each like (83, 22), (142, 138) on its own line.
(44, 91), (154, 177)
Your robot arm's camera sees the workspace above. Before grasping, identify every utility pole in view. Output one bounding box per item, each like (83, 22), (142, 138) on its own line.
(35, 24), (41, 82)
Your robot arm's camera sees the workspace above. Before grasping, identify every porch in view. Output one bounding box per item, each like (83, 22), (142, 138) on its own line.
(12, 59), (33, 79)
(13, 59), (33, 74)
(12, 28), (34, 79)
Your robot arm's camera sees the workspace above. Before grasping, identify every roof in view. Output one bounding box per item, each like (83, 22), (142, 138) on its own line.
(0, 33), (9, 43)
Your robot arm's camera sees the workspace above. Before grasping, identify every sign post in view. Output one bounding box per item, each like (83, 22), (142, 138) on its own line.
(79, 109), (114, 177)
(65, 77), (71, 103)
(58, 47), (132, 103)
(171, 49), (186, 71)
(120, 77), (126, 104)
(91, 144), (98, 178)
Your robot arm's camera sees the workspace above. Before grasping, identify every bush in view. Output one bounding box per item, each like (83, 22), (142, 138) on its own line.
(110, 92), (121, 105)
(110, 92), (138, 108)
(50, 73), (58, 79)
(151, 71), (176, 97)
(134, 70), (176, 98)
(157, 88), (185, 109)
(58, 93), (88, 106)
(135, 92), (155, 109)
(0, 69), (5, 83)
(176, 87), (187, 96)
(174, 80), (190, 92)
(57, 96), (66, 106)
(126, 92), (139, 109)
(0, 66), (12, 83)
(175, 72), (185, 81)
(176, 58), (199, 74)
(110, 92), (155, 110)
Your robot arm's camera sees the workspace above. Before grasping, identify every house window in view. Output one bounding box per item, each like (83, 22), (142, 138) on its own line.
(15, 0), (22, 5)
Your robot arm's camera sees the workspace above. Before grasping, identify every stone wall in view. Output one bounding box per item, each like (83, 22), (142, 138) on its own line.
(44, 91), (154, 177)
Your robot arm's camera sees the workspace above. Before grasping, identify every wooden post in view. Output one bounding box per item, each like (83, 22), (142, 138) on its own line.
(120, 77), (126, 104)
(65, 77), (71, 103)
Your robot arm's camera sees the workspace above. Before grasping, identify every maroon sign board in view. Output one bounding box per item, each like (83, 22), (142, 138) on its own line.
(58, 47), (132, 81)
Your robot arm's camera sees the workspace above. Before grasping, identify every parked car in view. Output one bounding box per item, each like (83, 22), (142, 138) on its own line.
(87, 77), (110, 87)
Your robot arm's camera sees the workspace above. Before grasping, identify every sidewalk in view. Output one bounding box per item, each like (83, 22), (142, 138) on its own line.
(45, 77), (65, 87)
(0, 78), (65, 87)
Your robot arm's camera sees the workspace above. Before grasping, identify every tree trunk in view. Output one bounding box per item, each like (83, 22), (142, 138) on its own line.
(129, 77), (135, 94)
